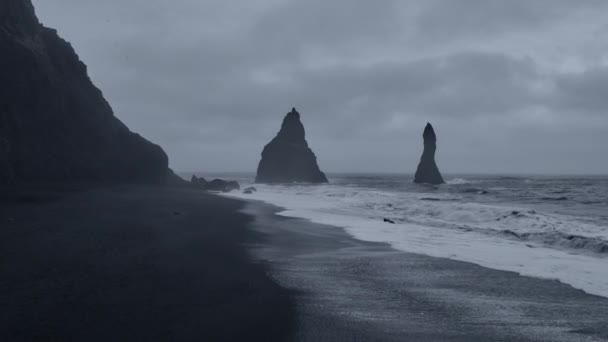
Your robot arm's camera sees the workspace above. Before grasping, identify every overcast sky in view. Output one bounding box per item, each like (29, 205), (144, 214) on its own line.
(33, 0), (608, 174)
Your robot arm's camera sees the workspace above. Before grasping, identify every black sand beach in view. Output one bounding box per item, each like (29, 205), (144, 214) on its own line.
(2, 186), (608, 342)
(0, 186), (293, 341)
(242, 201), (608, 342)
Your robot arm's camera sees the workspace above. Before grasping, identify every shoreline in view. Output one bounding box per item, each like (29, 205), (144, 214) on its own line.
(238, 197), (608, 341)
(3, 184), (606, 341)
(0, 185), (295, 341)
(223, 188), (608, 299)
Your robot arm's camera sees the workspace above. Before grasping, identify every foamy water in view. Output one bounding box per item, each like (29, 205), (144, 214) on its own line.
(211, 173), (608, 298)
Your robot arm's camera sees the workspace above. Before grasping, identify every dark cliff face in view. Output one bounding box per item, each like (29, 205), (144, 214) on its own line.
(0, 0), (171, 184)
(0, 0), (40, 35)
(414, 123), (445, 185)
(256, 108), (328, 184)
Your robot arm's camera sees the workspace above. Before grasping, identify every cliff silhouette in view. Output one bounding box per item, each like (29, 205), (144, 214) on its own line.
(0, 0), (173, 184)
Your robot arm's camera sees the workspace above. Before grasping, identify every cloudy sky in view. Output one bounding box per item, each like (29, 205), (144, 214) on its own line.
(33, 0), (608, 174)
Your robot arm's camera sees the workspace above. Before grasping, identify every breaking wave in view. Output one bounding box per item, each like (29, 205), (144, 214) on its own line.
(219, 173), (608, 298)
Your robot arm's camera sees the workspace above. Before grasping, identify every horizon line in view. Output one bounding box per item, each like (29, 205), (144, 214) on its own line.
(175, 170), (608, 177)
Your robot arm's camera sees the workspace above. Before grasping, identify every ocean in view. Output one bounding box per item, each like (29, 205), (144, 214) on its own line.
(194, 173), (608, 298)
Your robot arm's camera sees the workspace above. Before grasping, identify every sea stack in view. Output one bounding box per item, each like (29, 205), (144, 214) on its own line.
(414, 123), (445, 184)
(0, 0), (172, 184)
(255, 108), (328, 184)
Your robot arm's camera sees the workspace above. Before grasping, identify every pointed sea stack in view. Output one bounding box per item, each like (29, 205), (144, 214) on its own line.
(414, 123), (445, 184)
(0, 0), (172, 184)
(255, 108), (328, 184)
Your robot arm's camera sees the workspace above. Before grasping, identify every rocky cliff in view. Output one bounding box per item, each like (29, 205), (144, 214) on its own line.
(414, 123), (445, 184)
(256, 108), (328, 184)
(0, 0), (171, 184)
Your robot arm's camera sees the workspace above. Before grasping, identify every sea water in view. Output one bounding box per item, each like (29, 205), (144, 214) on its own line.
(205, 173), (608, 298)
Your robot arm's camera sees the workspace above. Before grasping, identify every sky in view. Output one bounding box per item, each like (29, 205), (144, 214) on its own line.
(33, 0), (608, 174)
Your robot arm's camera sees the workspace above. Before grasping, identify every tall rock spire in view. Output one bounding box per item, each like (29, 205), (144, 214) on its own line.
(256, 108), (328, 184)
(414, 123), (445, 184)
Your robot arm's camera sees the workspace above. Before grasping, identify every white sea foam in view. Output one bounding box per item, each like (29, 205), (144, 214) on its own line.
(224, 183), (608, 298)
(446, 178), (471, 185)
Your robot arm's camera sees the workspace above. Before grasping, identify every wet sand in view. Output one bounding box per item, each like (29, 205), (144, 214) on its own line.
(242, 201), (608, 342)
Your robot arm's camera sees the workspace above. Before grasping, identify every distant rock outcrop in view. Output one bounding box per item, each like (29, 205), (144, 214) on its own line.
(0, 0), (172, 184)
(243, 187), (257, 194)
(414, 123), (445, 185)
(205, 179), (241, 193)
(189, 175), (240, 193)
(256, 108), (328, 184)
(190, 175), (208, 189)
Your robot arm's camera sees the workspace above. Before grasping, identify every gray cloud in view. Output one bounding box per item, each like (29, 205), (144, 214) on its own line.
(32, 0), (608, 174)
(415, 0), (608, 42)
(552, 66), (608, 115)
